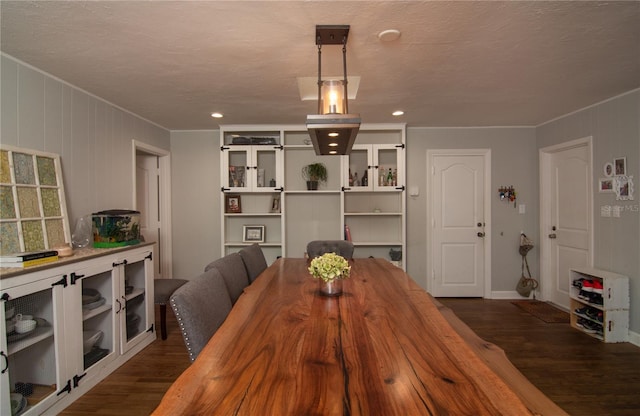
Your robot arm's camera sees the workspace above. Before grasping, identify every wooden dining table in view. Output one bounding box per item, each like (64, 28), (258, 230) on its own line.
(153, 258), (563, 415)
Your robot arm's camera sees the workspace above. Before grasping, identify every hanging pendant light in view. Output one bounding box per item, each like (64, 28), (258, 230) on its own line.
(306, 25), (361, 155)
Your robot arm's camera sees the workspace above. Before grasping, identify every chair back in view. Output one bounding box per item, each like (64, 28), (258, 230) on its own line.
(306, 240), (354, 259)
(239, 243), (268, 283)
(204, 252), (250, 304)
(170, 268), (233, 362)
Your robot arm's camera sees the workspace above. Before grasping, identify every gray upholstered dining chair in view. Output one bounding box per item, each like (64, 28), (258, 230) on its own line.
(204, 252), (250, 304)
(306, 240), (354, 259)
(238, 243), (268, 283)
(170, 268), (233, 362)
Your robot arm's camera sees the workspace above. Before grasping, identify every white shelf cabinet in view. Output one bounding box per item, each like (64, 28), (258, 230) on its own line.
(220, 127), (285, 264)
(220, 124), (406, 269)
(569, 267), (629, 343)
(0, 244), (155, 415)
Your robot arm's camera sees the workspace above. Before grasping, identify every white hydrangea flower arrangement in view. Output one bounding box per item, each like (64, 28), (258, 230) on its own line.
(308, 252), (351, 282)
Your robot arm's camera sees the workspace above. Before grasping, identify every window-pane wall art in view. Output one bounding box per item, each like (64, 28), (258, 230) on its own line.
(0, 145), (70, 254)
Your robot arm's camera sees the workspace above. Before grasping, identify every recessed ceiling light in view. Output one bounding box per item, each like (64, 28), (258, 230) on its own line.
(211, 112), (223, 118)
(392, 110), (404, 116)
(328, 132), (339, 137)
(329, 150), (337, 154)
(378, 29), (401, 42)
(329, 142), (338, 147)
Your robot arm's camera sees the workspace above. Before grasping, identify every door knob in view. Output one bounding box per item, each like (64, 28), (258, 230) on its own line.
(477, 232), (485, 237)
(548, 233), (557, 239)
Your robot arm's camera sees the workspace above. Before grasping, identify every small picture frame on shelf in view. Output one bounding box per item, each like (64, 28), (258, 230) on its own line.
(243, 225), (265, 243)
(599, 178), (614, 193)
(225, 194), (242, 213)
(614, 157), (627, 176)
(270, 194), (281, 213)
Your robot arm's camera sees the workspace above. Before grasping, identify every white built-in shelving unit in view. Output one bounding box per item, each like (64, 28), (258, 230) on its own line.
(220, 124), (406, 268)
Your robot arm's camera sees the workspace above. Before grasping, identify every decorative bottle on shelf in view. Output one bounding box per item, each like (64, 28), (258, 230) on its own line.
(392, 168), (397, 187)
(387, 168), (393, 186)
(353, 172), (358, 187)
(362, 170), (368, 186)
(349, 169), (354, 186)
(379, 167), (385, 186)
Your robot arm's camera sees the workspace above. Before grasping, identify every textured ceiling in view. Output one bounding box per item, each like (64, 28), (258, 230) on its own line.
(1, 1), (639, 130)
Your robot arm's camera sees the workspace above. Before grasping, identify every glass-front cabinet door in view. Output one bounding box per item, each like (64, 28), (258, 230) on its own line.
(65, 261), (117, 390)
(343, 144), (404, 192)
(116, 250), (154, 354)
(1, 274), (67, 415)
(222, 146), (283, 192)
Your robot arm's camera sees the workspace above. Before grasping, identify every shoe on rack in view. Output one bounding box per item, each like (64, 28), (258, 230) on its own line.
(578, 290), (591, 301)
(581, 280), (594, 292)
(572, 278), (586, 289)
(590, 293), (604, 305)
(592, 280), (603, 294)
(575, 306), (590, 317)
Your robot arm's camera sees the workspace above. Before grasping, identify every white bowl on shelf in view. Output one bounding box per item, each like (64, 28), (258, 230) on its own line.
(83, 330), (104, 354)
(15, 319), (37, 334)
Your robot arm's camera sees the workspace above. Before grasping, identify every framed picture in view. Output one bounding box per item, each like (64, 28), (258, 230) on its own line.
(614, 175), (634, 201)
(614, 157), (627, 176)
(225, 194), (242, 213)
(270, 194), (281, 213)
(243, 225), (265, 243)
(599, 178), (614, 193)
(604, 162), (613, 177)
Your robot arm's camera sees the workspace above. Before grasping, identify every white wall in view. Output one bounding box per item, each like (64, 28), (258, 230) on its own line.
(405, 127), (539, 294)
(170, 130), (220, 279)
(1, 54), (170, 227)
(536, 90), (640, 335)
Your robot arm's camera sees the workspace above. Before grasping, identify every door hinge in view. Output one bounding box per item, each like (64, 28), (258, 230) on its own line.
(51, 275), (68, 288)
(147, 324), (154, 333)
(145, 252), (153, 261)
(70, 273), (85, 285)
(73, 373), (87, 388)
(57, 380), (72, 396)
(112, 260), (128, 267)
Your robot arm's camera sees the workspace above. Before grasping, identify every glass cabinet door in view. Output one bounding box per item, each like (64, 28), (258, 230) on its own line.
(69, 262), (117, 382)
(344, 144), (404, 192)
(118, 250), (154, 354)
(1, 275), (66, 415)
(373, 144), (404, 191)
(254, 146), (283, 190)
(223, 146), (283, 192)
(223, 147), (251, 191)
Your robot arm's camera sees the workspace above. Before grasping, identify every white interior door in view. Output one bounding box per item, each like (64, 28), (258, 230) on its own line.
(541, 139), (592, 308)
(136, 153), (161, 277)
(428, 150), (490, 297)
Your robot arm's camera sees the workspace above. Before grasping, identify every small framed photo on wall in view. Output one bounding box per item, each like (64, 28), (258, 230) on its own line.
(599, 178), (614, 193)
(603, 162), (614, 177)
(614, 157), (627, 176)
(225, 194), (242, 213)
(243, 225), (265, 243)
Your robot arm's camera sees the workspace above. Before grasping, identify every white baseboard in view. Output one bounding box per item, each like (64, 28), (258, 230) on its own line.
(628, 330), (640, 347)
(490, 290), (535, 300)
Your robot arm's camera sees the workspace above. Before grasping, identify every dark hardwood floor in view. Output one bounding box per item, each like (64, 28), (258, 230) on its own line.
(60, 300), (640, 415)
(439, 298), (640, 416)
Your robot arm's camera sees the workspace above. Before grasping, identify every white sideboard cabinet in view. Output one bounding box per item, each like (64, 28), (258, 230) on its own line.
(1, 243), (155, 415)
